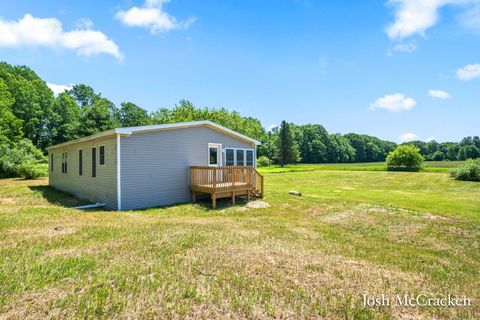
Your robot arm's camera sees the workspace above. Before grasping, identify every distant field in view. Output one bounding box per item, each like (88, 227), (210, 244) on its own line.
(259, 161), (466, 173)
(0, 169), (479, 319)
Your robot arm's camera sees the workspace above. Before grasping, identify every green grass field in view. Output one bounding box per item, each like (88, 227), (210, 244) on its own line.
(0, 169), (479, 319)
(259, 161), (466, 173)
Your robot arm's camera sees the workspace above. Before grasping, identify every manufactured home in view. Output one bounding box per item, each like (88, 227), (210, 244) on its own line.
(47, 121), (263, 210)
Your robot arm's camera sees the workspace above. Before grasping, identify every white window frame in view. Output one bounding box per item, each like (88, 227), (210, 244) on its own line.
(99, 144), (106, 165)
(224, 148), (235, 166)
(208, 143), (222, 166)
(223, 147), (255, 167)
(62, 150), (68, 174)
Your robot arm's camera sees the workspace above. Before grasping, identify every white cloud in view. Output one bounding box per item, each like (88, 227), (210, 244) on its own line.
(369, 93), (416, 112)
(428, 89), (452, 99)
(47, 82), (73, 96)
(266, 124), (277, 132)
(456, 63), (480, 80)
(0, 14), (122, 59)
(386, 0), (479, 40)
(392, 41), (417, 53)
(116, 0), (195, 34)
(399, 133), (419, 143)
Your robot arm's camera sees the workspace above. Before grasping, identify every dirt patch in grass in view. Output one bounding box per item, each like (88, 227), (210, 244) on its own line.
(424, 213), (463, 222)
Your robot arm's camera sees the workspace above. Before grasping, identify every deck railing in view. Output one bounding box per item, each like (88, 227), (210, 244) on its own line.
(190, 166), (263, 197)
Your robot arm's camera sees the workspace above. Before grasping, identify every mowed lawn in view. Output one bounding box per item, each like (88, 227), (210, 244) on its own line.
(0, 170), (479, 319)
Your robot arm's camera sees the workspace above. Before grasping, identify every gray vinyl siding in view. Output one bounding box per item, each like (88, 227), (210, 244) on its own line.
(48, 136), (118, 209)
(120, 126), (255, 210)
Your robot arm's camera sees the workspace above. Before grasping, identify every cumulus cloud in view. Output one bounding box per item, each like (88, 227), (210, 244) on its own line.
(428, 89), (452, 99)
(116, 0), (195, 34)
(369, 93), (416, 112)
(456, 63), (480, 80)
(47, 82), (73, 96)
(399, 133), (419, 143)
(0, 14), (122, 59)
(386, 0), (480, 40)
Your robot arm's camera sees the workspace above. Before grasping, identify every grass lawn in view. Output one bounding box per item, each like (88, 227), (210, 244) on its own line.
(259, 161), (466, 173)
(0, 170), (479, 319)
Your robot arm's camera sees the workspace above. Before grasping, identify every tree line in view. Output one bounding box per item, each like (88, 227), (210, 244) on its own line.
(0, 61), (479, 170)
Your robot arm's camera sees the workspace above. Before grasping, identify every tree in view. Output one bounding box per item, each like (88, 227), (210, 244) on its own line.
(49, 93), (81, 146)
(430, 151), (445, 161)
(446, 144), (458, 161)
(119, 102), (150, 127)
(67, 84), (99, 108)
(275, 121), (299, 167)
(0, 62), (54, 149)
(386, 145), (424, 171)
(79, 99), (116, 136)
(0, 78), (23, 145)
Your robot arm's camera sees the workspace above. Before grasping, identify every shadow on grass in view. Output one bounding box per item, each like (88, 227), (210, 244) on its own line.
(28, 186), (92, 208)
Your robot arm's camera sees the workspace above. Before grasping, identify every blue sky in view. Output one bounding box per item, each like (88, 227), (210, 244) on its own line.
(0, 0), (479, 142)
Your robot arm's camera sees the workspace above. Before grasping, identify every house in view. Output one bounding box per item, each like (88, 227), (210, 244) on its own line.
(47, 120), (263, 210)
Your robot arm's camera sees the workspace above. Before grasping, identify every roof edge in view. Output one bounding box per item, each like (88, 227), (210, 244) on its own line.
(46, 120), (261, 150)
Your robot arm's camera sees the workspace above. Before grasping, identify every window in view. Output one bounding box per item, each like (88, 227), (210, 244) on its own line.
(50, 153), (54, 172)
(61, 151), (68, 173)
(92, 147), (96, 177)
(209, 147), (218, 165)
(246, 150), (254, 166)
(236, 149), (245, 166)
(208, 143), (222, 166)
(224, 148), (255, 166)
(225, 149), (234, 166)
(78, 149), (83, 176)
(99, 146), (105, 165)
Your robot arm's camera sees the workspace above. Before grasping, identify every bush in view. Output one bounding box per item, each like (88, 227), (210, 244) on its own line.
(386, 145), (424, 172)
(430, 151), (445, 161)
(18, 162), (47, 179)
(0, 139), (47, 178)
(450, 159), (480, 182)
(257, 156), (271, 167)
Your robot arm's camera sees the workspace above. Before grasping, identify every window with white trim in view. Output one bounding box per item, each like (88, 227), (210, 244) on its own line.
(99, 145), (105, 165)
(236, 149), (244, 166)
(208, 143), (222, 166)
(61, 151), (68, 173)
(225, 148), (235, 166)
(246, 150), (254, 166)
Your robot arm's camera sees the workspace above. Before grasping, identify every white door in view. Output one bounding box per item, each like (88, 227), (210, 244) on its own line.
(208, 143), (223, 183)
(208, 143), (222, 166)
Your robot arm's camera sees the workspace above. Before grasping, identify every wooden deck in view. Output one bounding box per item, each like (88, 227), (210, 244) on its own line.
(190, 166), (264, 209)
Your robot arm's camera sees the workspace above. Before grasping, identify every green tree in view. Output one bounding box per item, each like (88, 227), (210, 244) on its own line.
(0, 78), (23, 145)
(49, 93), (81, 146)
(276, 121), (299, 167)
(431, 151), (445, 161)
(79, 99), (116, 136)
(119, 102), (151, 127)
(386, 145), (424, 171)
(67, 84), (99, 108)
(0, 62), (54, 149)
(446, 144), (458, 160)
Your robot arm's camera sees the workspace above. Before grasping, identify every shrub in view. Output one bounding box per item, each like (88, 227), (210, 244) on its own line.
(430, 151), (445, 161)
(18, 162), (47, 179)
(257, 156), (271, 167)
(450, 159), (480, 182)
(386, 145), (423, 172)
(0, 139), (47, 178)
